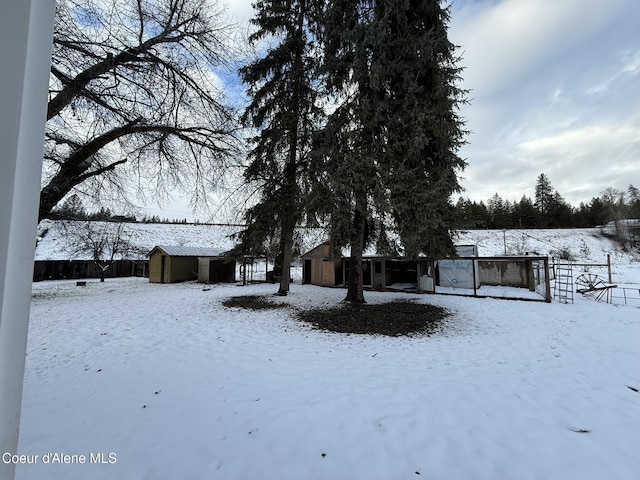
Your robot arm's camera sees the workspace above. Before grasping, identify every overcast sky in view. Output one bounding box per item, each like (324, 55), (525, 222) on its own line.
(148, 0), (640, 221)
(225, 0), (639, 206)
(446, 0), (640, 206)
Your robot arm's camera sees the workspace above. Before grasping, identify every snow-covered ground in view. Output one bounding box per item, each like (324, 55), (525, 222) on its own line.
(15, 271), (640, 480)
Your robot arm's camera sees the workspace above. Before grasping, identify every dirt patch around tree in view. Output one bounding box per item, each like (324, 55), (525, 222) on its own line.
(297, 300), (451, 337)
(222, 294), (451, 337)
(221, 295), (288, 310)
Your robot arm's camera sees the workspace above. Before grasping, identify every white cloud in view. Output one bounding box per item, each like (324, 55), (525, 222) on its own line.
(585, 48), (640, 96)
(450, 0), (632, 99)
(222, 0), (255, 28)
(518, 125), (638, 156)
(461, 122), (640, 204)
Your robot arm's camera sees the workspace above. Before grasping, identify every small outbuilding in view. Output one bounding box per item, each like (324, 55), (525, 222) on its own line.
(148, 245), (236, 284)
(301, 242), (435, 293)
(301, 242), (342, 287)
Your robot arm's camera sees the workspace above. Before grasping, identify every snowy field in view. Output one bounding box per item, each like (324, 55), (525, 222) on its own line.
(16, 273), (640, 480)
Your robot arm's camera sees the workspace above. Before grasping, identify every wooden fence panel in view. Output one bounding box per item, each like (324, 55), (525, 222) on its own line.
(33, 260), (148, 282)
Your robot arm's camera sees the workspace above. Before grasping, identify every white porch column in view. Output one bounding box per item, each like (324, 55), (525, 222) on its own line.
(0, 1), (55, 479)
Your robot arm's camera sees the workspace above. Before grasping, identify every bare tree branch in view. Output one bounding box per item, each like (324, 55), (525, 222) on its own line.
(42, 0), (246, 220)
(62, 220), (141, 281)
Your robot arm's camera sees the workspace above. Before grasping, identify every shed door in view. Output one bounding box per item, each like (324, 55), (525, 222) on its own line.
(303, 259), (311, 284)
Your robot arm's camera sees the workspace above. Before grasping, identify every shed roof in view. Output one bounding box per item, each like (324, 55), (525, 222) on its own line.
(149, 245), (228, 258)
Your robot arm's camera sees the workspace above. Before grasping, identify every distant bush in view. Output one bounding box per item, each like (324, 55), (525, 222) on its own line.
(549, 247), (575, 261)
(506, 235), (530, 256)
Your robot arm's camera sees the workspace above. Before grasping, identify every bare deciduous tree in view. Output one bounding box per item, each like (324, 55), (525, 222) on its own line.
(601, 187), (632, 249)
(41, 0), (244, 221)
(64, 221), (141, 282)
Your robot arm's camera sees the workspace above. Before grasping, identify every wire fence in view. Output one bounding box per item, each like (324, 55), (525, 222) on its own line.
(610, 287), (640, 307)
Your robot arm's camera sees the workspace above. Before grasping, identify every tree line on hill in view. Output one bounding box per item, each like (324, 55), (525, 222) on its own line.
(54, 174), (640, 233)
(51, 194), (190, 224)
(453, 174), (640, 230)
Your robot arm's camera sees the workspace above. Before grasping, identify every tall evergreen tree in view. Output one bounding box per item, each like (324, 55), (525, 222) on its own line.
(314, 0), (467, 302)
(548, 190), (573, 227)
(487, 193), (512, 228)
(587, 197), (608, 226)
(238, 0), (323, 295)
(453, 197), (473, 229)
(54, 194), (87, 220)
(468, 200), (490, 229)
(534, 173), (554, 216)
(573, 202), (590, 227)
(513, 195), (537, 228)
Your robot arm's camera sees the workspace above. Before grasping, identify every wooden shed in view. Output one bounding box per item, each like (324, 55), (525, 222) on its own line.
(148, 245), (235, 284)
(301, 242), (435, 293)
(301, 242), (343, 286)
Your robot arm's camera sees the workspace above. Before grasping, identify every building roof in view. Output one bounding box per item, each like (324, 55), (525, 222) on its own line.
(149, 245), (229, 258)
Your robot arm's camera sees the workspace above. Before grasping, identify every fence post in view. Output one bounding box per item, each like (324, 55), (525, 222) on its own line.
(544, 257), (552, 303)
(607, 254), (612, 283)
(242, 257), (247, 286)
(472, 258), (478, 297)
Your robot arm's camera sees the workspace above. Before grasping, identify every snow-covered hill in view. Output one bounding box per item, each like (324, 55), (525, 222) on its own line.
(35, 219), (329, 261)
(35, 220), (244, 261)
(454, 227), (634, 262)
(454, 227), (639, 285)
(35, 220), (639, 282)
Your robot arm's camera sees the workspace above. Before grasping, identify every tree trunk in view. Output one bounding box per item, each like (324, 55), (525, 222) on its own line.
(345, 192), (367, 303)
(277, 219), (294, 295)
(276, 2), (305, 296)
(276, 147), (299, 295)
(272, 240), (284, 284)
(97, 262), (109, 282)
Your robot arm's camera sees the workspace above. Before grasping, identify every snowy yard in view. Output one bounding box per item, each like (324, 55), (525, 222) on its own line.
(16, 276), (640, 480)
